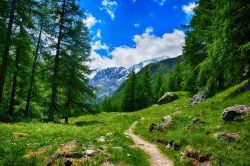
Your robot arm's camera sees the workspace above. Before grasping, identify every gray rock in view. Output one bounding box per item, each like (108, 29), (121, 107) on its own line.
(222, 105), (250, 121)
(106, 132), (113, 136)
(157, 92), (178, 105)
(190, 90), (208, 106)
(47, 152), (84, 166)
(216, 133), (240, 140)
(84, 149), (96, 156)
(158, 116), (172, 131)
(96, 136), (106, 142)
(99, 145), (107, 151)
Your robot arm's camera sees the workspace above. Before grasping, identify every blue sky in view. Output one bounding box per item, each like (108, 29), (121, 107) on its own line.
(80, 0), (197, 71)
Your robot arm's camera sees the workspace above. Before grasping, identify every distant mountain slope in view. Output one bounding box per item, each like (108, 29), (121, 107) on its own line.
(90, 56), (167, 100)
(115, 56), (182, 94)
(89, 67), (128, 99)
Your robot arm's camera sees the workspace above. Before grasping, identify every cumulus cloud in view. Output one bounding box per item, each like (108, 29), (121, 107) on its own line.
(89, 27), (185, 71)
(182, 2), (198, 15)
(84, 13), (101, 28)
(92, 41), (109, 51)
(100, 0), (118, 20)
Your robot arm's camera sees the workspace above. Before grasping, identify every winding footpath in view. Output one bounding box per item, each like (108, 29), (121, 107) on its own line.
(124, 120), (174, 166)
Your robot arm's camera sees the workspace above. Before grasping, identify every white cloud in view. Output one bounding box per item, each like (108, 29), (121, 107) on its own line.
(92, 41), (109, 51)
(89, 27), (185, 71)
(100, 0), (118, 20)
(96, 29), (101, 39)
(84, 13), (101, 28)
(182, 2), (198, 15)
(134, 23), (140, 28)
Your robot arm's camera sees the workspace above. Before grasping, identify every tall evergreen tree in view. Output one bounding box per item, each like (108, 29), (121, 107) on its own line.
(135, 68), (152, 110)
(0, 0), (18, 107)
(123, 71), (137, 112)
(48, 0), (93, 121)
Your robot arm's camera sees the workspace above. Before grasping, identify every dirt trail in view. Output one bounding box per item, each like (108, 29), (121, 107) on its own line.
(124, 120), (174, 166)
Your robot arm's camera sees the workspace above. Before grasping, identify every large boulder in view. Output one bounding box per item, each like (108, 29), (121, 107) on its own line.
(222, 105), (250, 121)
(190, 90), (208, 106)
(157, 92), (178, 105)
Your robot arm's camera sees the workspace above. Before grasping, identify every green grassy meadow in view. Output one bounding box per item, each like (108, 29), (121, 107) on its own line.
(0, 82), (249, 166)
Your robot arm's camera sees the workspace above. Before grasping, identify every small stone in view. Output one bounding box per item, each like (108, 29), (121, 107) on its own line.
(216, 133), (240, 140)
(57, 140), (82, 153)
(166, 143), (171, 149)
(96, 136), (106, 142)
(100, 162), (115, 166)
(106, 132), (113, 136)
(99, 145), (107, 150)
(85, 149), (96, 156)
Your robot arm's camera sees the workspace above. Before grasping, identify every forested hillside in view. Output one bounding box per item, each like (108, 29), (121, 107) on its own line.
(99, 56), (182, 112)
(0, 0), (94, 122)
(168, 0), (250, 95)
(100, 0), (250, 113)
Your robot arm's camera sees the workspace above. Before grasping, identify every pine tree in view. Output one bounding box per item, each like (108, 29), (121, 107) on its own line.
(153, 73), (163, 101)
(135, 68), (152, 110)
(0, 0), (18, 107)
(48, 0), (93, 121)
(123, 71), (137, 112)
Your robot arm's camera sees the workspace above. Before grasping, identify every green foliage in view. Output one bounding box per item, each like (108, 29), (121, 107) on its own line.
(123, 71), (137, 112)
(0, 0), (94, 121)
(162, 0), (250, 96)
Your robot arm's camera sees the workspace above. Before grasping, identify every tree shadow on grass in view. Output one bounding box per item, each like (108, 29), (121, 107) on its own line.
(73, 120), (105, 126)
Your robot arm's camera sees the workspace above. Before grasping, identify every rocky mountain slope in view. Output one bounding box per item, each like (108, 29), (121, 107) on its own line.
(90, 56), (168, 100)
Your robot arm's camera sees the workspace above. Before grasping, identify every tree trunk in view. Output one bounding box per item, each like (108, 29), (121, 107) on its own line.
(64, 91), (70, 124)
(0, 0), (18, 106)
(218, 72), (224, 90)
(24, 23), (43, 115)
(48, 0), (66, 121)
(8, 39), (21, 115)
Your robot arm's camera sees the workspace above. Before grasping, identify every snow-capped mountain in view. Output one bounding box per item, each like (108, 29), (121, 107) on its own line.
(90, 56), (167, 100)
(89, 67), (128, 99)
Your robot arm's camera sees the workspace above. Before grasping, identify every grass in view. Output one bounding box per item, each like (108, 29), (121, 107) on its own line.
(134, 82), (250, 165)
(0, 113), (149, 166)
(0, 81), (249, 165)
